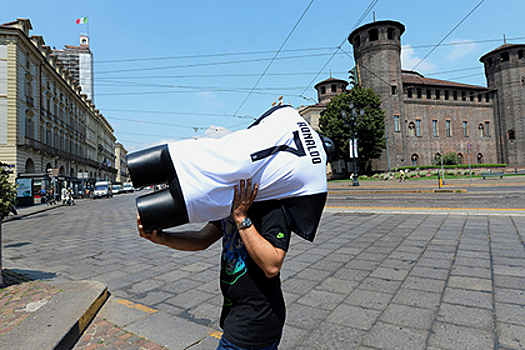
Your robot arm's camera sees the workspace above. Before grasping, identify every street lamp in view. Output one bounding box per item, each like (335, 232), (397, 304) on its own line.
(342, 103), (365, 186)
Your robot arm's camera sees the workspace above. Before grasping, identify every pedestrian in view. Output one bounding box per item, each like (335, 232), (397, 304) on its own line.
(137, 178), (290, 350)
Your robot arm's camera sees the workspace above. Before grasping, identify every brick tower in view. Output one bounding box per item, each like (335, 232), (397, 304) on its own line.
(480, 44), (525, 167)
(348, 20), (408, 170)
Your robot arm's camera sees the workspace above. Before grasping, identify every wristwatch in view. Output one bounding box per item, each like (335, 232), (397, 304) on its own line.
(237, 217), (252, 230)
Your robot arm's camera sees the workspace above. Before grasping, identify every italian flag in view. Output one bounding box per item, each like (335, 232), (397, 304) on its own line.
(76, 17), (88, 24)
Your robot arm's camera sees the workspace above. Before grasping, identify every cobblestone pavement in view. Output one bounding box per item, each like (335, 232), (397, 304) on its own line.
(2, 188), (525, 349)
(0, 270), (59, 338)
(72, 316), (168, 350)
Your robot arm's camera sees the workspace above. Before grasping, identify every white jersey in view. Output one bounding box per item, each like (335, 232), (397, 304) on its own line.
(168, 106), (327, 231)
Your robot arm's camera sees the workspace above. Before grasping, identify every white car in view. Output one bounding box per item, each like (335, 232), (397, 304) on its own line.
(112, 185), (122, 194)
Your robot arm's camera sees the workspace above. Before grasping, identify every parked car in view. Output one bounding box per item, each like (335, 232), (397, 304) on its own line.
(123, 183), (134, 193)
(112, 184), (122, 195)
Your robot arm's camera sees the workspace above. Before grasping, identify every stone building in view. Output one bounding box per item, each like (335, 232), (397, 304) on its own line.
(0, 19), (116, 201)
(52, 34), (95, 103)
(301, 19), (524, 173)
(115, 142), (129, 184)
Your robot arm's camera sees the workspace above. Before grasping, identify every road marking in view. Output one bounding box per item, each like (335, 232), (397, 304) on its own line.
(326, 205), (525, 212)
(209, 330), (223, 339)
(117, 299), (158, 314)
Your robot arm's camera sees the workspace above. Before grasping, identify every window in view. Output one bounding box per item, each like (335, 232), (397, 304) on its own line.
(470, 92), (475, 102)
(394, 115), (400, 132)
(408, 122), (416, 137)
(415, 120), (421, 137)
(446, 120), (452, 137)
(453, 91), (458, 101)
(331, 84), (336, 93)
(479, 123), (485, 137)
(417, 89), (422, 99)
(320, 86), (326, 94)
(508, 130), (515, 141)
(432, 120), (438, 137)
(519, 50), (524, 59)
(485, 121), (490, 137)
(391, 85), (397, 95)
(478, 93), (483, 102)
(485, 93), (490, 102)
(407, 88), (413, 98)
(25, 118), (33, 138)
(435, 90), (441, 100)
(354, 36), (361, 47)
(426, 90), (432, 99)
(477, 153), (484, 164)
(457, 153), (463, 164)
(461, 91), (466, 101)
(387, 28), (395, 40)
(463, 121), (469, 137)
(445, 90), (450, 100)
(411, 154), (419, 166)
(501, 52), (510, 62)
(369, 29), (379, 41)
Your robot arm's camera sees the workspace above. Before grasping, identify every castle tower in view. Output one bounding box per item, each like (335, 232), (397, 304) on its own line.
(480, 44), (525, 167)
(314, 77), (348, 104)
(349, 20), (407, 170)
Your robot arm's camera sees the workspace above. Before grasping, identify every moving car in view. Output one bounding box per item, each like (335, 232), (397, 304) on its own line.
(93, 181), (112, 199)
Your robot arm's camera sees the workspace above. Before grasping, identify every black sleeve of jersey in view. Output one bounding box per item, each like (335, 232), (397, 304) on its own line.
(209, 220), (222, 231)
(249, 200), (291, 252)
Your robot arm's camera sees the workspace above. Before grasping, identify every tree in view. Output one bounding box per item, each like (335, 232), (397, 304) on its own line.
(0, 166), (17, 286)
(318, 85), (386, 174)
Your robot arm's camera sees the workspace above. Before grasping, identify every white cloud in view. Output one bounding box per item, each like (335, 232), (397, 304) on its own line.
(445, 39), (479, 60)
(203, 125), (233, 139)
(401, 44), (438, 74)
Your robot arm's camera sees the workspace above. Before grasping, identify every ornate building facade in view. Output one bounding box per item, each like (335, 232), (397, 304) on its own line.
(0, 19), (116, 199)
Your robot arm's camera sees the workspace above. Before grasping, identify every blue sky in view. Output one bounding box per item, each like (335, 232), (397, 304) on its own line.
(3, 0), (524, 152)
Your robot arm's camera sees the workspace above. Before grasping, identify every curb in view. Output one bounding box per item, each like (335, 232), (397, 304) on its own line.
(2, 204), (61, 222)
(0, 280), (108, 350)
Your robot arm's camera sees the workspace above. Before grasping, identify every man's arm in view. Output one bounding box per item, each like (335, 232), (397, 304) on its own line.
(137, 214), (222, 251)
(232, 179), (286, 279)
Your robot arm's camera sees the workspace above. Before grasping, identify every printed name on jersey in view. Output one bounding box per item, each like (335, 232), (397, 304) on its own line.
(297, 122), (322, 164)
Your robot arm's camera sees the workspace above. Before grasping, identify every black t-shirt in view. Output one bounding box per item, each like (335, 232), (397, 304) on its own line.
(211, 200), (291, 349)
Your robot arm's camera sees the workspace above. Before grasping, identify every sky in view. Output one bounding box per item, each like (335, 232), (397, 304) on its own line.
(2, 0), (525, 152)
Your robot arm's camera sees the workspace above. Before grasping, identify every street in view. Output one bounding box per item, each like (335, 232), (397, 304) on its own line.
(3, 186), (525, 349)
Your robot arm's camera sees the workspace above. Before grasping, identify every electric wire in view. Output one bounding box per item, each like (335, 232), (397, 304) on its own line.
(233, 0), (316, 115)
(410, 0), (486, 72)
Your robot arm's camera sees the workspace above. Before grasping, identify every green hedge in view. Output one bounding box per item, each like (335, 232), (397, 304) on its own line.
(394, 164), (506, 171)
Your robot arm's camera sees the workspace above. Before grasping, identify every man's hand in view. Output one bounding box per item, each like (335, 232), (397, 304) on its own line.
(232, 179), (259, 225)
(137, 214), (165, 245)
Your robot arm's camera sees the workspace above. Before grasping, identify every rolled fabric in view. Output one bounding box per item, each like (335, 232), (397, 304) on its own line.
(127, 105), (330, 241)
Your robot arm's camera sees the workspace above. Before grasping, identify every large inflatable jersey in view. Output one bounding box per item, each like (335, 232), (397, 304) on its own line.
(128, 105), (329, 241)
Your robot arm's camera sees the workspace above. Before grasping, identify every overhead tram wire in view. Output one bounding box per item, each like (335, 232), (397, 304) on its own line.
(410, 0), (486, 72)
(94, 46), (339, 64)
(233, 0), (316, 116)
(95, 52), (335, 75)
(299, 0), (380, 97)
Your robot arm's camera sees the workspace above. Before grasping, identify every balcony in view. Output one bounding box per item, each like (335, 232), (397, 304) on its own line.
(25, 95), (34, 107)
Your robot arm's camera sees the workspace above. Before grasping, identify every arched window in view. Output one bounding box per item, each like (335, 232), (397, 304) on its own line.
(411, 154), (419, 166)
(457, 153), (464, 164)
(25, 158), (35, 173)
(408, 122), (416, 137)
(479, 123), (485, 137)
(477, 153), (484, 165)
(508, 130), (516, 141)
